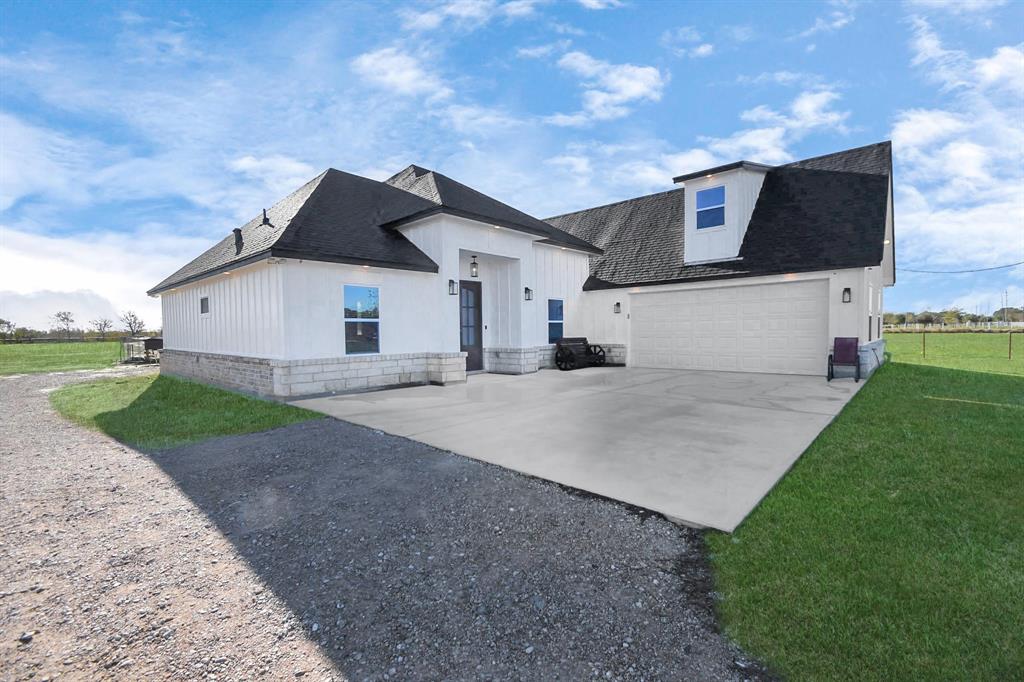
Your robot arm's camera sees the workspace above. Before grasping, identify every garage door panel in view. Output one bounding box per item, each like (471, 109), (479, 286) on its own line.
(630, 280), (829, 376)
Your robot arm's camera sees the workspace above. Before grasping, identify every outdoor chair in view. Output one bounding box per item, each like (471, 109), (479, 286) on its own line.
(827, 337), (860, 382)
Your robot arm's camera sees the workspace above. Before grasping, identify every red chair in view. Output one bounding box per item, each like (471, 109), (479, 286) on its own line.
(828, 337), (860, 382)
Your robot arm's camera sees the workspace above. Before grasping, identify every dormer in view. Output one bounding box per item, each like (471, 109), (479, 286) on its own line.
(674, 161), (772, 265)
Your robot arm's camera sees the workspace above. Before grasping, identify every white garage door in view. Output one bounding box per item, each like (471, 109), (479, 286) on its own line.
(630, 280), (829, 375)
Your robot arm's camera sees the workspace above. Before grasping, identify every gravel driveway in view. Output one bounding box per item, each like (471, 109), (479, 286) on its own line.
(1, 369), (770, 681)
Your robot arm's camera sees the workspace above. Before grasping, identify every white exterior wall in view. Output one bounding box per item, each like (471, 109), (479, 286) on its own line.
(160, 262), (286, 358)
(280, 259), (439, 359)
(400, 214), (591, 351)
(681, 168), (767, 264)
(530, 243), (591, 346)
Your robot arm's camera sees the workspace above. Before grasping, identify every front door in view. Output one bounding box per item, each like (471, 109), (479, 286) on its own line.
(459, 280), (483, 371)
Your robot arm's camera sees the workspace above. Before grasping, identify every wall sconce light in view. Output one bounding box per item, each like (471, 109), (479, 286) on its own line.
(470, 255), (479, 278)
(524, 287), (533, 301)
(842, 287), (852, 303)
(448, 279), (457, 295)
(613, 302), (621, 314)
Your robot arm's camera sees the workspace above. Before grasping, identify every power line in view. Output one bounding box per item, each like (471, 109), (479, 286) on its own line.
(898, 260), (1024, 274)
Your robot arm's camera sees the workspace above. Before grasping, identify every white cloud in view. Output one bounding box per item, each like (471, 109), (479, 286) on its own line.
(724, 25), (755, 42)
(740, 89), (850, 134)
(797, 0), (856, 38)
(576, 0), (621, 8)
(399, 0), (544, 32)
(229, 155), (318, 196)
(547, 51), (668, 125)
(905, 0), (1007, 14)
(0, 113), (94, 211)
(894, 18), (1024, 271)
(660, 27), (714, 58)
(0, 225), (209, 329)
(351, 47), (452, 99)
(738, 71), (821, 87)
(516, 40), (571, 58)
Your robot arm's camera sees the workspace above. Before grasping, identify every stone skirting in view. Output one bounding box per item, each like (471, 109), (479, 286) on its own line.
(160, 349), (275, 395)
(484, 347), (540, 375)
(538, 343), (627, 369)
(160, 349), (467, 397)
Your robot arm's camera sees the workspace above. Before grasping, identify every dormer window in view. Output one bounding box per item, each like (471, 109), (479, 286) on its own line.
(696, 186), (726, 229)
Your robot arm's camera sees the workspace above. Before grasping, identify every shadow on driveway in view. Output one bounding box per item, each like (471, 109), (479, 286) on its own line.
(148, 417), (768, 680)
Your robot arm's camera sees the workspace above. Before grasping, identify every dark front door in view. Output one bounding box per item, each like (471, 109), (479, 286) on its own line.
(459, 280), (483, 371)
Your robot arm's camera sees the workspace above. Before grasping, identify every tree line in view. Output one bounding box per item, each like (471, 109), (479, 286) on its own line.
(0, 311), (153, 341)
(884, 307), (1023, 326)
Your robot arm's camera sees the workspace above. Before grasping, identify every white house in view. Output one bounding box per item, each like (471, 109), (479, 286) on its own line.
(149, 141), (895, 397)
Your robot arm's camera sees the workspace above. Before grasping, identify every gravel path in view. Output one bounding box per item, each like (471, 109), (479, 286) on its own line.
(1, 369), (770, 681)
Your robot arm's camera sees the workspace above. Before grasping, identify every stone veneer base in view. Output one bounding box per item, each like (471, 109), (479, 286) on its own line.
(160, 349), (467, 398)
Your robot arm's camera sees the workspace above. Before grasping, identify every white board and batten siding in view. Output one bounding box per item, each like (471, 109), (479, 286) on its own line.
(161, 262), (286, 358)
(629, 279), (829, 375)
(530, 243), (591, 346)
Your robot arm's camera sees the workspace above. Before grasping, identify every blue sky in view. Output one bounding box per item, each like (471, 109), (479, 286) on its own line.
(1, 0), (1022, 329)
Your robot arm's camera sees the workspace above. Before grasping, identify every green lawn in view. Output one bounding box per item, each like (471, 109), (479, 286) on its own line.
(50, 373), (318, 449)
(708, 359), (1024, 679)
(0, 341), (121, 375)
(886, 332), (1022, 376)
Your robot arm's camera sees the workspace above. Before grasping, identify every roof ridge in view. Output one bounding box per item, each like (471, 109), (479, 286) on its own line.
(544, 187), (683, 222)
(784, 140), (891, 168)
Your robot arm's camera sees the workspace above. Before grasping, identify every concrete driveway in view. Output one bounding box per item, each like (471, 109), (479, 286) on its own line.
(293, 367), (862, 531)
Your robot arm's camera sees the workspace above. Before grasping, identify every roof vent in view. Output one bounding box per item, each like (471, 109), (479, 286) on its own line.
(233, 227), (243, 255)
(261, 208), (270, 225)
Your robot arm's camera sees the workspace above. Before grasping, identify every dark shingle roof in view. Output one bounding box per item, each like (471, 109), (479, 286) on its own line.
(148, 169), (440, 294)
(547, 141), (892, 290)
(149, 164), (600, 295)
(383, 166), (602, 254)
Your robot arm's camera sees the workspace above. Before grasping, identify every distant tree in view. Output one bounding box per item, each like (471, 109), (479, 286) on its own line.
(51, 311), (75, 340)
(0, 318), (14, 340)
(903, 312), (916, 325)
(942, 308), (963, 326)
(90, 317), (114, 340)
(119, 310), (146, 336)
(916, 311), (937, 325)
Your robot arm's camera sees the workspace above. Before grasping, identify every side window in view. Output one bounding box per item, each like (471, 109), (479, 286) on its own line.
(344, 285), (380, 354)
(200, 296), (210, 315)
(547, 299), (564, 343)
(695, 185), (725, 229)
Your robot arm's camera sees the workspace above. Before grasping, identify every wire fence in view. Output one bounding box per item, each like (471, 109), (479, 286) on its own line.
(886, 331), (1018, 361)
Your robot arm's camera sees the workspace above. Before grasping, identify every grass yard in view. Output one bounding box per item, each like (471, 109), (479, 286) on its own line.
(886, 331), (1022, 376)
(708, 360), (1024, 680)
(0, 341), (120, 375)
(50, 373), (318, 449)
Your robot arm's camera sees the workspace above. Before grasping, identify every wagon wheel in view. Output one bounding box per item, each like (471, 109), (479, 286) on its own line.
(555, 348), (577, 371)
(590, 345), (606, 366)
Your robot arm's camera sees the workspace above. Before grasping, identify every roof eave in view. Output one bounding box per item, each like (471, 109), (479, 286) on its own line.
(672, 161), (775, 184)
(147, 248), (439, 295)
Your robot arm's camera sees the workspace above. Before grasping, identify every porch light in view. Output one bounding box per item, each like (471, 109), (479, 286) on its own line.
(448, 279), (457, 295)
(613, 302), (621, 314)
(842, 287), (852, 303)
(524, 287), (533, 301)
(470, 255), (479, 278)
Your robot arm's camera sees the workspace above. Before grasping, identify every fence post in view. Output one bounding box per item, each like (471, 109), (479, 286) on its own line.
(922, 330), (926, 358)
(1010, 331), (1013, 361)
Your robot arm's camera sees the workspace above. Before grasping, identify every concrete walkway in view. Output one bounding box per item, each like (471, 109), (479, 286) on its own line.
(293, 368), (862, 531)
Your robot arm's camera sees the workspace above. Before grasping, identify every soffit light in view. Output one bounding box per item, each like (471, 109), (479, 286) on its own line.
(470, 255), (479, 278)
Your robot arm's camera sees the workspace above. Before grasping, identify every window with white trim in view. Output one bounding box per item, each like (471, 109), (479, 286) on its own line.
(344, 285), (380, 354)
(695, 185), (725, 229)
(547, 298), (564, 343)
